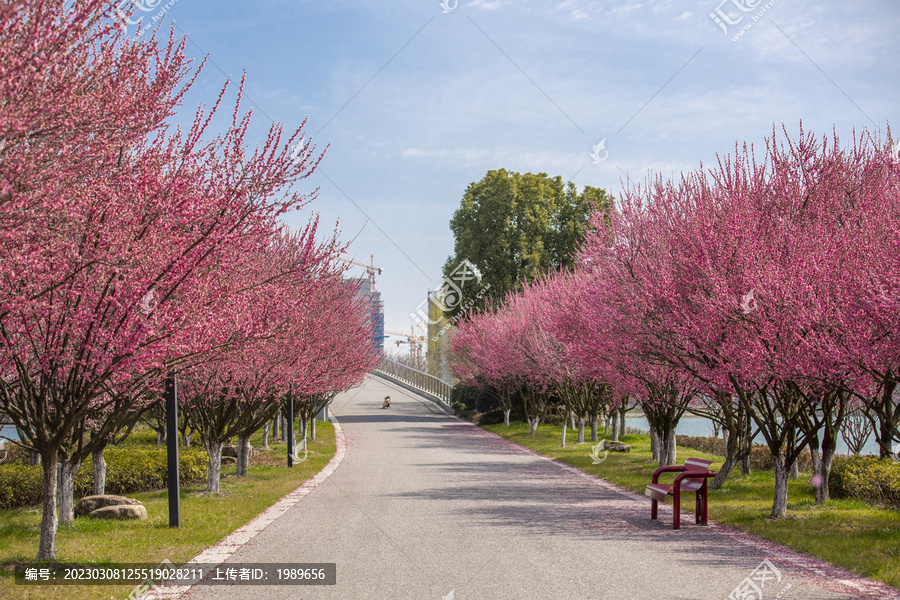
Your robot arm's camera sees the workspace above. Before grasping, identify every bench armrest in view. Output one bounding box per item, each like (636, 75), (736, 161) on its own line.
(673, 471), (716, 492)
(651, 465), (685, 484)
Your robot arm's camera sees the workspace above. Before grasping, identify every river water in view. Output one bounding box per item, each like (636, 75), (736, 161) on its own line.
(0, 424), (18, 443)
(624, 415), (882, 456)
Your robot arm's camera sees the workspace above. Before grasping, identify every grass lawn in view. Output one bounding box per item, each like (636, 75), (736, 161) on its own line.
(483, 420), (900, 590)
(0, 423), (336, 600)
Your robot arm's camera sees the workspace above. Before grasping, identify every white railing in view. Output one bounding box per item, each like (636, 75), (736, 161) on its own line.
(372, 357), (453, 408)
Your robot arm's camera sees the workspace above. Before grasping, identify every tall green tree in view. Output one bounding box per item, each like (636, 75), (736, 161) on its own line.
(442, 169), (611, 318)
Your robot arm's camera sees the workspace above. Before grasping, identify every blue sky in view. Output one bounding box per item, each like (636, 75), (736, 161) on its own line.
(122, 0), (898, 348)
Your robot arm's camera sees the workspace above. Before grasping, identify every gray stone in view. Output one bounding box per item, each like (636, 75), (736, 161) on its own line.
(605, 441), (631, 453)
(75, 494), (142, 518)
(89, 504), (148, 520)
(221, 456), (237, 465)
(222, 444), (256, 459)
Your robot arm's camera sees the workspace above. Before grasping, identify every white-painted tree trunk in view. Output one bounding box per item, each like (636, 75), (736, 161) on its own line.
(666, 429), (677, 465)
(236, 436), (251, 476)
(503, 409), (511, 427)
(771, 454), (789, 517)
(205, 439), (224, 493)
(92, 448), (106, 496)
(57, 455), (82, 525)
(37, 451), (59, 560)
(813, 447), (834, 504)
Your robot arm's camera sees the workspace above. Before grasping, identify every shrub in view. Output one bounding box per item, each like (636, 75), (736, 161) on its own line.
(0, 447), (208, 510)
(0, 465), (43, 509)
(451, 385), (482, 411)
(830, 456), (900, 508)
(451, 401), (467, 416)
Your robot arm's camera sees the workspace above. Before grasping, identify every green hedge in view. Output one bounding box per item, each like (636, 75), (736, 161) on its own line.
(676, 435), (814, 472)
(0, 447), (208, 510)
(0, 465), (43, 510)
(451, 385), (482, 411)
(830, 456), (900, 508)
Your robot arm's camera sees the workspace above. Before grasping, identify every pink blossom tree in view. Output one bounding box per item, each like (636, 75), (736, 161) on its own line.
(573, 124), (897, 513)
(181, 222), (342, 490)
(450, 302), (521, 427)
(0, 3), (324, 557)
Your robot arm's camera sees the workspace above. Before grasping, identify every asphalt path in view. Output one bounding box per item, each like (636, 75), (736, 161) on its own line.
(175, 375), (898, 600)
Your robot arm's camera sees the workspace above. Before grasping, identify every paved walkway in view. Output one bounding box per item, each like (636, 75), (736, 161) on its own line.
(170, 376), (897, 600)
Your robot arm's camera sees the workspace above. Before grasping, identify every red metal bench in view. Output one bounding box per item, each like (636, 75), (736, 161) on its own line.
(644, 458), (716, 530)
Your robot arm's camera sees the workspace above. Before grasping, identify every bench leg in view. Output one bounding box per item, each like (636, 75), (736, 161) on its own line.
(695, 491), (702, 525)
(699, 488), (708, 526)
(672, 490), (680, 530)
(651, 498), (658, 520)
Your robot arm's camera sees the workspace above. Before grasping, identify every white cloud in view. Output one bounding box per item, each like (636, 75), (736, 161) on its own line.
(466, 0), (510, 10)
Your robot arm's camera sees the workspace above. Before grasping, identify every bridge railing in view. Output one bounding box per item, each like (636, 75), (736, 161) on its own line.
(372, 357), (453, 408)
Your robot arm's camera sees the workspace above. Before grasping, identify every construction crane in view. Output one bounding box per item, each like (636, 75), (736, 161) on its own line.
(384, 326), (425, 364)
(339, 254), (382, 292)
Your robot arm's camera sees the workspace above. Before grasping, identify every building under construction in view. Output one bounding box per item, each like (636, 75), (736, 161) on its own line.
(341, 255), (385, 354)
(354, 276), (385, 354)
